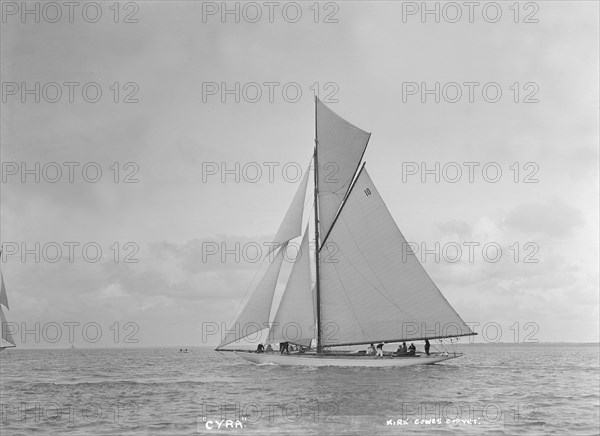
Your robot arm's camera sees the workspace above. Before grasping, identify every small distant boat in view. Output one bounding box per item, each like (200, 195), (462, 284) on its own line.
(0, 252), (16, 352)
(179, 349), (191, 353)
(216, 98), (475, 367)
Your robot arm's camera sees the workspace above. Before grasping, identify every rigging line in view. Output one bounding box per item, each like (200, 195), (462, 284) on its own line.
(345, 132), (372, 201)
(320, 163), (366, 250)
(302, 159), (315, 210)
(328, 255), (369, 340)
(318, 131), (371, 242)
(431, 342), (444, 354)
(269, 243), (313, 340)
(337, 251), (416, 323)
(266, 240), (290, 318)
(216, 350), (231, 359)
(268, 158), (313, 253)
(322, 182), (355, 197)
(341, 211), (390, 299)
(302, 191), (314, 219)
(375, 196), (471, 329)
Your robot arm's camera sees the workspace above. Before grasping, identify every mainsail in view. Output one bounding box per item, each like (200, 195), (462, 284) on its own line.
(319, 167), (474, 346)
(0, 266), (16, 350)
(268, 225), (315, 347)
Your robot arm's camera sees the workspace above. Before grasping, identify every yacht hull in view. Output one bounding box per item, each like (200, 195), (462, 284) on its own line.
(234, 352), (461, 367)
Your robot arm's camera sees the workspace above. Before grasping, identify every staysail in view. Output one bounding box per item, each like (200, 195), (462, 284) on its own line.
(268, 162), (311, 254)
(268, 225), (315, 347)
(316, 98), (370, 238)
(319, 167), (474, 347)
(218, 244), (287, 348)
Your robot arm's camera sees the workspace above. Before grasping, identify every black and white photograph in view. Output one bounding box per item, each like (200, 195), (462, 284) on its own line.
(1, 1), (599, 434)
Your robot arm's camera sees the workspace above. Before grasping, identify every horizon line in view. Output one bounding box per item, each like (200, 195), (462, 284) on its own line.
(4, 341), (600, 351)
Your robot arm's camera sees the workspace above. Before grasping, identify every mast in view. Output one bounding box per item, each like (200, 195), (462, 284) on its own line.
(313, 96), (322, 354)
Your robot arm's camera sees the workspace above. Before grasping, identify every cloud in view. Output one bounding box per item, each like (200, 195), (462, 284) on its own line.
(503, 199), (585, 238)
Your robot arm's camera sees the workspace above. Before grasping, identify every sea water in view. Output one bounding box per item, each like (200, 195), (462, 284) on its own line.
(1, 344), (598, 435)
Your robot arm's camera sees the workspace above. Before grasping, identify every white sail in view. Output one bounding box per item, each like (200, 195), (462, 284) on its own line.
(0, 306), (15, 347)
(0, 270), (8, 309)
(218, 100), (474, 365)
(316, 98), (370, 237)
(218, 244), (286, 348)
(268, 226), (315, 347)
(268, 162), (311, 253)
(319, 167), (474, 347)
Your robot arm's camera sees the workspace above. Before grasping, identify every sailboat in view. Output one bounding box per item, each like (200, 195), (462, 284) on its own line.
(216, 97), (475, 367)
(0, 254), (16, 351)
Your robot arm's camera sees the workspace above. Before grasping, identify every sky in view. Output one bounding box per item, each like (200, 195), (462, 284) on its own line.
(0, 1), (598, 348)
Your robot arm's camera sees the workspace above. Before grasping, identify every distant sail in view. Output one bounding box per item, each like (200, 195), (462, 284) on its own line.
(316, 98), (370, 237)
(268, 226), (315, 347)
(0, 306), (15, 348)
(268, 162), (311, 254)
(0, 270), (8, 310)
(218, 244), (287, 348)
(319, 167), (474, 346)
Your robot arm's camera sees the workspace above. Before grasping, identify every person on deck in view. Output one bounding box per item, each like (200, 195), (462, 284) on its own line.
(376, 343), (384, 357)
(367, 343), (376, 355)
(402, 342), (408, 354)
(265, 344), (273, 352)
(256, 344), (264, 353)
(280, 342), (290, 355)
(424, 339), (430, 356)
(408, 343), (416, 355)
